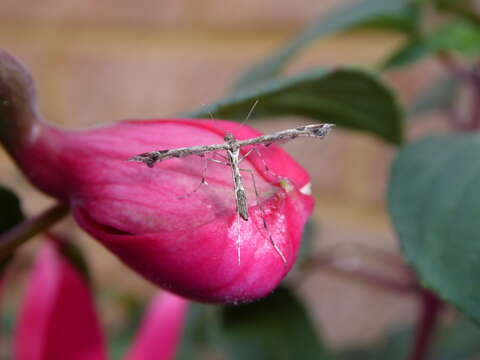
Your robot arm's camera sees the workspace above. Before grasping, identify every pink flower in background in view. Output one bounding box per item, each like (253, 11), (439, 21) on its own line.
(14, 240), (107, 360)
(0, 50), (314, 303)
(14, 239), (188, 360)
(125, 291), (188, 360)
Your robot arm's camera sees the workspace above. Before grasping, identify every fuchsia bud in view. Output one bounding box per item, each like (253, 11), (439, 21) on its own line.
(125, 292), (189, 360)
(14, 240), (107, 360)
(0, 50), (314, 303)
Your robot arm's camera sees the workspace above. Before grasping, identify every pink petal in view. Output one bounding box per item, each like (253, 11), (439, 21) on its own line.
(14, 240), (107, 360)
(125, 292), (188, 360)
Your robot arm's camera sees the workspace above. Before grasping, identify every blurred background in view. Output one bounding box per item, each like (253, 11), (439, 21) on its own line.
(0, 0), (451, 356)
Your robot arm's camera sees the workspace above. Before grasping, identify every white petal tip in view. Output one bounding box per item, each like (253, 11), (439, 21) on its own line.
(300, 183), (312, 195)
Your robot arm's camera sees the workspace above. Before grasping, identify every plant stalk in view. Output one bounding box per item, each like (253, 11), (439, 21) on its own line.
(304, 254), (417, 294)
(407, 289), (443, 360)
(0, 202), (69, 259)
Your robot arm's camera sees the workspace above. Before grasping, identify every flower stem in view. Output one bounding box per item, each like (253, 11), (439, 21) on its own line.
(436, 51), (480, 131)
(303, 253), (417, 294)
(0, 202), (69, 259)
(407, 290), (443, 360)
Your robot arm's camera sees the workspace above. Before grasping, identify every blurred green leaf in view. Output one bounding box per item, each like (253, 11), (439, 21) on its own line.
(409, 74), (460, 117)
(384, 21), (480, 69)
(233, 0), (419, 90)
(433, 317), (480, 359)
(388, 134), (480, 323)
(220, 287), (330, 360)
(359, 3), (422, 35)
(337, 329), (411, 360)
(188, 68), (404, 145)
(433, 0), (480, 25)
(337, 317), (480, 360)
(0, 185), (24, 234)
(176, 304), (225, 360)
(0, 185), (24, 271)
(296, 219), (317, 264)
(109, 297), (146, 360)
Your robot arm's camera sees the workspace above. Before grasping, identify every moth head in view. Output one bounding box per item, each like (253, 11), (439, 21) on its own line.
(224, 132), (235, 142)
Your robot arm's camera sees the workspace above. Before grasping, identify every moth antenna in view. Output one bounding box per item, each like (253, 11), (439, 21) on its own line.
(208, 108), (228, 135)
(244, 99), (259, 125)
(235, 99), (259, 131)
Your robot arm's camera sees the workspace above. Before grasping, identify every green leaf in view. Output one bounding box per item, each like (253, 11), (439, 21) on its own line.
(359, 3), (422, 36)
(337, 317), (480, 360)
(220, 287), (330, 360)
(337, 329), (411, 360)
(433, 317), (480, 359)
(109, 296), (146, 360)
(0, 185), (24, 234)
(233, 0), (418, 90)
(176, 304), (225, 360)
(187, 68), (404, 145)
(0, 186), (24, 279)
(296, 219), (317, 264)
(433, 0), (480, 25)
(388, 134), (480, 323)
(409, 74), (460, 117)
(384, 20), (480, 69)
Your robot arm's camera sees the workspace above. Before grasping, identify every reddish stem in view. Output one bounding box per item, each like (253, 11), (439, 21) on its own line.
(470, 84), (480, 130)
(437, 52), (470, 80)
(437, 51), (480, 131)
(407, 290), (443, 360)
(303, 253), (417, 294)
(322, 264), (417, 294)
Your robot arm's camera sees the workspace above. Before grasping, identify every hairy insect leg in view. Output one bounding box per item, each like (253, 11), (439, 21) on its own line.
(239, 146), (286, 185)
(211, 151), (229, 161)
(178, 155), (209, 199)
(207, 157), (229, 166)
(239, 148), (254, 162)
(240, 168), (287, 266)
(251, 146), (285, 183)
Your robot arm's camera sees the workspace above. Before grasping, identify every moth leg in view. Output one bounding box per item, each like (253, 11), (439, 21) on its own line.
(240, 167), (287, 266)
(239, 148), (255, 162)
(251, 146), (285, 183)
(207, 157), (230, 166)
(211, 151), (229, 161)
(178, 154), (209, 199)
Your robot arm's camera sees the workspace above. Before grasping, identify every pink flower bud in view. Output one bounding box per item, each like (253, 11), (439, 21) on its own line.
(0, 50), (314, 303)
(14, 239), (107, 360)
(126, 292), (189, 360)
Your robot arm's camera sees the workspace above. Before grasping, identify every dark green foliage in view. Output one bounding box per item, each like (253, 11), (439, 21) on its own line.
(220, 287), (329, 360)
(0, 185), (24, 235)
(384, 21), (480, 69)
(233, 0), (418, 90)
(337, 317), (480, 360)
(189, 68), (404, 145)
(388, 134), (480, 324)
(433, 0), (480, 24)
